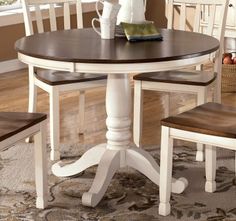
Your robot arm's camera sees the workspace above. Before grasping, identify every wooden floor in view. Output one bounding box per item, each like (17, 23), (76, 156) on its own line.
(1, 68), (236, 149)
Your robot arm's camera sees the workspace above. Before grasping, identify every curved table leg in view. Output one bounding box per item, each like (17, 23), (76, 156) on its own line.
(126, 148), (188, 194)
(52, 73), (188, 208)
(82, 149), (120, 207)
(52, 144), (106, 177)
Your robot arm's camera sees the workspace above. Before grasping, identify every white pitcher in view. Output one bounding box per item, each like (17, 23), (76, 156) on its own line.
(117, 0), (146, 24)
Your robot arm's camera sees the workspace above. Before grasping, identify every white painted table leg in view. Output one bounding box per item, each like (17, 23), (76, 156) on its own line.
(52, 73), (188, 208)
(52, 144), (106, 177)
(126, 147), (187, 194)
(82, 74), (131, 207)
(205, 145), (216, 192)
(127, 147), (161, 183)
(82, 149), (120, 207)
(106, 74), (131, 151)
(34, 121), (48, 209)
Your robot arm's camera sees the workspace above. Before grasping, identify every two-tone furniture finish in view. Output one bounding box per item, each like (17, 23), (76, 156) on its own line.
(15, 28), (220, 207)
(159, 102), (236, 216)
(0, 112), (48, 208)
(21, 0), (107, 161)
(133, 0), (229, 162)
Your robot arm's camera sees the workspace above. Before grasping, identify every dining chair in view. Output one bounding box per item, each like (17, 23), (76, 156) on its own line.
(158, 102), (236, 216)
(21, 0), (107, 161)
(133, 0), (229, 162)
(0, 112), (48, 209)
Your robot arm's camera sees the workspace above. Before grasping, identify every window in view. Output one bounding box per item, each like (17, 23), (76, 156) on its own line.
(0, 0), (21, 11)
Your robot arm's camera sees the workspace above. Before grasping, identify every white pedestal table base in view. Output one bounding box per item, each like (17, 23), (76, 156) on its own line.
(52, 74), (188, 207)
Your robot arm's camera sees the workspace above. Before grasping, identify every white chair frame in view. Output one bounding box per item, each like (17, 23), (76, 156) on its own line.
(0, 119), (48, 209)
(133, 0), (228, 161)
(21, 0), (106, 161)
(159, 125), (236, 216)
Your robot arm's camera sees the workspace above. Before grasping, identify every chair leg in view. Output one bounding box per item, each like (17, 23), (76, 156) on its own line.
(213, 81), (218, 103)
(163, 93), (170, 118)
(49, 87), (60, 161)
(196, 88), (207, 162)
(195, 64), (203, 71)
(235, 152), (236, 176)
(159, 126), (173, 216)
(205, 145), (216, 192)
(133, 81), (143, 148)
(28, 66), (38, 112)
(78, 90), (85, 135)
(213, 50), (222, 103)
(34, 121), (48, 209)
(26, 65), (37, 143)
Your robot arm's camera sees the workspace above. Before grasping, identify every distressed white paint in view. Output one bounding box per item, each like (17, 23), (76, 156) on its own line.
(0, 119), (48, 209)
(133, 0), (229, 162)
(21, 0), (107, 160)
(159, 125), (236, 216)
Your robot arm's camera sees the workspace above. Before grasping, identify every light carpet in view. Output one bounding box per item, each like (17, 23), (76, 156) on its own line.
(0, 142), (236, 221)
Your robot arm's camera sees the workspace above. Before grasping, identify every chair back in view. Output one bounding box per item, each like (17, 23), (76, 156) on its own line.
(21, 0), (83, 36)
(166, 0), (229, 46)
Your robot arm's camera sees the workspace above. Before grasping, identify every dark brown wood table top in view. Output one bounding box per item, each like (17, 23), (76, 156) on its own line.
(15, 28), (219, 64)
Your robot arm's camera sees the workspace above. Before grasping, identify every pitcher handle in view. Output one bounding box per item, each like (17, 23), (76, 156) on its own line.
(92, 18), (101, 36)
(96, 0), (104, 18)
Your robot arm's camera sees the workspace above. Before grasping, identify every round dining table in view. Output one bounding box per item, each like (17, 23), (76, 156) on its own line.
(15, 28), (220, 208)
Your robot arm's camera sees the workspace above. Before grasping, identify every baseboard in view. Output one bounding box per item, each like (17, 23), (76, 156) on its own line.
(0, 59), (27, 74)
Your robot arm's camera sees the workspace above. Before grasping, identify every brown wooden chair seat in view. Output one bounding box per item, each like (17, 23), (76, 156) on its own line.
(133, 71), (217, 86)
(161, 102), (236, 138)
(35, 70), (107, 86)
(0, 112), (46, 142)
(133, 70), (217, 161)
(133, 70), (218, 162)
(0, 112), (48, 209)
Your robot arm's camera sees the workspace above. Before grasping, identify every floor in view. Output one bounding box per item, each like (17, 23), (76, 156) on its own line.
(1, 68), (236, 220)
(1, 68), (236, 149)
